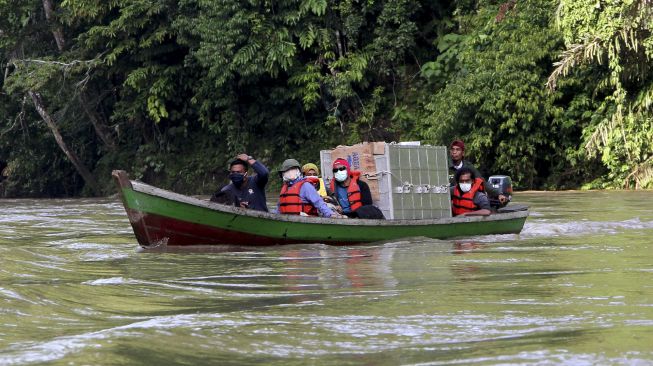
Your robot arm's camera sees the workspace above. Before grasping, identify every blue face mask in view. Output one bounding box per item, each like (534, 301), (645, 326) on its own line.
(229, 173), (246, 187)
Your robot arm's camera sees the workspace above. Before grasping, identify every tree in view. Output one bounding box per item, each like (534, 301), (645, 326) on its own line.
(6, 0), (640, 197)
(419, 0), (592, 188)
(175, 0), (438, 153)
(548, 0), (653, 188)
(1, 0), (101, 195)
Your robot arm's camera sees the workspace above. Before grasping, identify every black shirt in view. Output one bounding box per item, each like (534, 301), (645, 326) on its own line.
(218, 161), (269, 212)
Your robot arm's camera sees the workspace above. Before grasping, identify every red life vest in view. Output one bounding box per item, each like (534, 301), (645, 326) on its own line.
(330, 171), (363, 212)
(451, 178), (485, 216)
(279, 179), (318, 216)
(305, 176), (321, 193)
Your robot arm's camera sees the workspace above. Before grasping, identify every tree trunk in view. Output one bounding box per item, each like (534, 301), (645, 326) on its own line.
(335, 30), (344, 59)
(29, 91), (101, 195)
(42, 0), (65, 51)
(79, 93), (116, 150)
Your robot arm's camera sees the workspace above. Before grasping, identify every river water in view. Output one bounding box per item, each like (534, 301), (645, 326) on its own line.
(1, 191), (652, 365)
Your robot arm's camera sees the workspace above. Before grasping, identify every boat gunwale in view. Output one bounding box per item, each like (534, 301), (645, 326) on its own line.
(128, 179), (529, 227)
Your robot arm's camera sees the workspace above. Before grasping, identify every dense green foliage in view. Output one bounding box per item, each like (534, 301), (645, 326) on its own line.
(549, 0), (653, 188)
(0, 0), (651, 197)
(419, 0), (596, 188)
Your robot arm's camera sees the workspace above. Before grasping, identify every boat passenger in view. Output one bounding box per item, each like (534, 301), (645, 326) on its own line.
(276, 159), (343, 218)
(329, 158), (384, 219)
(451, 167), (491, 216)
(301, 163), (330, 198)
(448, 139), (507, 206)
(218, 153), (269, 212)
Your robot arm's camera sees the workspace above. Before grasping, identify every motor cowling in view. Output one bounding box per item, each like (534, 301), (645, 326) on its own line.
(488, 175), (512, 208)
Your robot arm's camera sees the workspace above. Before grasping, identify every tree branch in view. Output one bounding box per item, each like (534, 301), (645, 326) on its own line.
(547, 38), (602, 91)
(29, 91), (100, 195)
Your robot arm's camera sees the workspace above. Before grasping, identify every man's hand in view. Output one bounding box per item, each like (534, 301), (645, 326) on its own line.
(239, 201), (249, 208)
(237, 153), (253, 162)
(498, 194), (508, 204)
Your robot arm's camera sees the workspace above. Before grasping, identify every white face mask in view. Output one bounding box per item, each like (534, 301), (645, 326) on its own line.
(459, 182), (472, 193)
(334, 170), (348, 182)
(282, 168), (300, 182)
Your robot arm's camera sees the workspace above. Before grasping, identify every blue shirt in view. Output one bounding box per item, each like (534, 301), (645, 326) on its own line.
(335, 184), (351, 213)
(275, 178), (334, 217)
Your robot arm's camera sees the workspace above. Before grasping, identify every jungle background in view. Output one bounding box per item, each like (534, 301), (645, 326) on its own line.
(0, 0), (651, 197)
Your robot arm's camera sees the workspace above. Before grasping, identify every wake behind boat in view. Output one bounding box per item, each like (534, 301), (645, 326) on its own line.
(112, 170), (528, 247)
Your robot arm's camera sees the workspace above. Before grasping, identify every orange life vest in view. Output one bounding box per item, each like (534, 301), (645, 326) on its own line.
(279, 179), (318, 216)
(451, 178), (485, 216)
(330, 171), (363, 212)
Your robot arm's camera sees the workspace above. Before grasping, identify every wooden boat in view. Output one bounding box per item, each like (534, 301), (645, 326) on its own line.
(112, 170), (529, 247)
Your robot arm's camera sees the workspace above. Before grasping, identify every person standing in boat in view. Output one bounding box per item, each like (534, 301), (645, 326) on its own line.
(214, 153), (269, 211)
(451, 167), (491, 216)
(449, 140), (483, 181)
(301, 163), (330, 198)
(276, 159), (343, 218)
(329, 158), (384, 219)
(448, 139), (507, 206)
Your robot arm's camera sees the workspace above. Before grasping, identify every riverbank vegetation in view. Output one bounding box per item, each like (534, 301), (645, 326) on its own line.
(1, 0), (651, 197)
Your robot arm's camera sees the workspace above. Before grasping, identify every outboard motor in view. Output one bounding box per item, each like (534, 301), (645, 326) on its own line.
(487, 175), (512, 208)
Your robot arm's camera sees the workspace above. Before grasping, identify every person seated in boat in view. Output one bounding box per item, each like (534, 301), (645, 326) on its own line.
(217, 153), (269, 211)
(276, 158), (344, 218)
(451, 167), (491, 216)
(448, 139), (507, 206)
(301, 163), (330, 198)
(329, 158), (385, 219)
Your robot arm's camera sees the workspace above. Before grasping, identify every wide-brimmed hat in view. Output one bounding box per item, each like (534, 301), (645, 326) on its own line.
(278, 158), (301, 173)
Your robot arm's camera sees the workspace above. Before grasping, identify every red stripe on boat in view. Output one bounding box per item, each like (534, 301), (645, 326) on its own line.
(131, 211), (357, 246)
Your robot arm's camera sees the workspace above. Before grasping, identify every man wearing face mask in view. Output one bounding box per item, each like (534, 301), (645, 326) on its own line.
(276, 158), (342, 218)
(214, 153), (269, 211)
(449, 139), (508, 206)
(329, 158), (379, 218)
(451, 167), (491, 216)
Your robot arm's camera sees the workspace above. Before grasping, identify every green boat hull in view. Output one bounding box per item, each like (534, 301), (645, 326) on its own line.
(113, 170), (529, 247)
